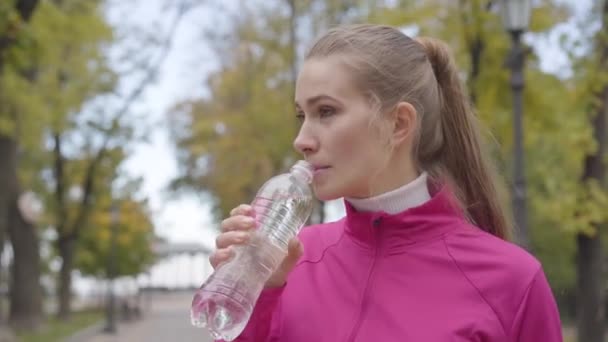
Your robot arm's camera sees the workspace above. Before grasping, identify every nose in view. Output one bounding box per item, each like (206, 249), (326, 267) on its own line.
(293, 124), (318, 156)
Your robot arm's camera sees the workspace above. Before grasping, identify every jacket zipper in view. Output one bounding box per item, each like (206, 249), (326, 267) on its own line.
(347, 219), (381, 341)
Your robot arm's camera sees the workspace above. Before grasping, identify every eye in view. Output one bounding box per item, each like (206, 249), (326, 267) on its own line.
(319, 105), (336, 117)
(295, 111), (305, 122)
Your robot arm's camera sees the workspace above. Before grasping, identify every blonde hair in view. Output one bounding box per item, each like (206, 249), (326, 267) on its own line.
(306, 24), (510, 239)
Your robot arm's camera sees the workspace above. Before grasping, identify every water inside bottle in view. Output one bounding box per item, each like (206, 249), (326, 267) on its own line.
(191, 288), (253, 340)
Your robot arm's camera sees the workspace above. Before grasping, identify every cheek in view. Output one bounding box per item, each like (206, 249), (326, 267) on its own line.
(328, 117), (374, 157)
(338, 127), (387, 167)
(350, 134), (391, 185)
(329, 116), (387, 169)
(333, 132), (360, 156)
(330, 130), (388, 193)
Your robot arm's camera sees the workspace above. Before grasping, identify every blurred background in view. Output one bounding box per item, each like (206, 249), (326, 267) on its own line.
(0, 0), (606, 341)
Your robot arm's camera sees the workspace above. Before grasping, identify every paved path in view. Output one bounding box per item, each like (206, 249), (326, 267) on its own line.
(71, 291), (213, 342)
(69, 291), (579, 342)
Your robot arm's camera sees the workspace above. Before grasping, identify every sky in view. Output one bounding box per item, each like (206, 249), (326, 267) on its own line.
(74, 0), (593, 294)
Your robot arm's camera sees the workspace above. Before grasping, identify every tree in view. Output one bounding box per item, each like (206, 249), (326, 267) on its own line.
(32, 0), (192, 319)
(575, 1), (608, 340)
(168, 1), (304, 221)
(1, 0), (190, 322)
(75, 196), (156, 280)
(168, 0), (372, 224)
(0, 0), (42, 330)
(12, 0), (117, 320)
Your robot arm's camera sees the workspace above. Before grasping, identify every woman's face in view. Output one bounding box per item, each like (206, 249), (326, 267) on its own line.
(294, 56), (392, 201)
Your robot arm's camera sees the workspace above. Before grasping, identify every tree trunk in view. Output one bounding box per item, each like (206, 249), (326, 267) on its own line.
(0, 0), (41, 331)
(576, 104), (607, 341)
(577, 3), (608, 340)
(287, 0), (297, 87)
(0, 137), (42, 331)
(577, 233), (605, 342)
(0, 0), (40, 328)
(7, 196), (42, 331)
(0, 137), (11, 324)
(56, 237), (76, 320)
(468, 36), (483, 105)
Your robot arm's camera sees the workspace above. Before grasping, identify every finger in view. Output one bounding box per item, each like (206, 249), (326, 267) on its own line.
(282, 238), (303, 269)
(215, 231), (251, 249)
(230, 204), (254, 217)
(268, 239), (303, 287)
(220, 215), (256, 232)
(209, 248), (234, 269)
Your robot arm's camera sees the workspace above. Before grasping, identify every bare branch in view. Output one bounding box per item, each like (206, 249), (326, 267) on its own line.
(63, 1), (193, 239)
(53, 133), (68, 235)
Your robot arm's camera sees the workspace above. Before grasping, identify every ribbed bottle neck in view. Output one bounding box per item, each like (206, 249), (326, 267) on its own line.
(290, 160), (313, 184)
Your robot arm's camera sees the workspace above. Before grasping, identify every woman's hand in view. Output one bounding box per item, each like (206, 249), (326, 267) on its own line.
(209, 204), (304, 288)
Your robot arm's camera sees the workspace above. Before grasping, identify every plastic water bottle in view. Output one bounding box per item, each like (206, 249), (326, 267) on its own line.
(190, 160), (314, 341)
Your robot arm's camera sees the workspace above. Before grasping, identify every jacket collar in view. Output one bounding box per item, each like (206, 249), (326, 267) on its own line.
(345, 172), (431, 214)
(343, 185), (467, 251)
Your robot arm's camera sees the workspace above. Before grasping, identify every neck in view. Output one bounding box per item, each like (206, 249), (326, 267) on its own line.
(360, 154), (420, 198)
(346, 172), (431, 214)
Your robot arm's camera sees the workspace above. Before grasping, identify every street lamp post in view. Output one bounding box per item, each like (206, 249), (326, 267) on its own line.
(501, 0), (531, 250)
(104, 202), (119, 333)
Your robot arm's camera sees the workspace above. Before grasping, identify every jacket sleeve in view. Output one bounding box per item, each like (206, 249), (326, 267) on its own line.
(509, 268), (563, 341)
(217, 286), (284, 342)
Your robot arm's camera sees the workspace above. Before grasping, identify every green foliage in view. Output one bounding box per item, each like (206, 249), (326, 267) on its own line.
(1, 0), (159, 292)
(168, 0), (387, 221)
(0, 0), (115, 139)
(76, 197), (157, 278)
(169, 1), (303, 220)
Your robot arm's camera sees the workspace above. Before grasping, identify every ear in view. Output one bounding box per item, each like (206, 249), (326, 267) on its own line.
(391, 101), (417, 146)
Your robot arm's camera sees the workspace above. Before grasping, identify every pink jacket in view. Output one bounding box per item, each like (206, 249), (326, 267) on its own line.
(228, 187), (563, 341)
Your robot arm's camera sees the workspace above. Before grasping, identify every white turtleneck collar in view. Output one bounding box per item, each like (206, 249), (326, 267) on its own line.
(345, 172), (431, 215)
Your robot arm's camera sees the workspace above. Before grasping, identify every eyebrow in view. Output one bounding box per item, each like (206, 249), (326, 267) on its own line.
(295, 94), (340, 108)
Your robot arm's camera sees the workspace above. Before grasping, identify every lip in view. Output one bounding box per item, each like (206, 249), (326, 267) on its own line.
(312, 165), (331, 177)
(310, 163), (330, 171)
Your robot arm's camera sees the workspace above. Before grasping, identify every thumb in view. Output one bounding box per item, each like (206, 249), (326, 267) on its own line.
(266, 238), (303, 288)
(281, 238), (303, 271)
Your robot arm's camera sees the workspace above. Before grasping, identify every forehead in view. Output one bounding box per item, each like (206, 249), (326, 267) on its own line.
(295, 57), (361, 104)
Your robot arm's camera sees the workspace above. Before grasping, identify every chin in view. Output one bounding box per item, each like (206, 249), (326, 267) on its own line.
(312, 184), (343, 202)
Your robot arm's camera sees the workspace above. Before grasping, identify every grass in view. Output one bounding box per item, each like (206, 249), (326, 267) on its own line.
(17, 309), (103, 342)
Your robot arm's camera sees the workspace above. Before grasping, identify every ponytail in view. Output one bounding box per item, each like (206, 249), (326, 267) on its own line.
(416, 37), (511, 240)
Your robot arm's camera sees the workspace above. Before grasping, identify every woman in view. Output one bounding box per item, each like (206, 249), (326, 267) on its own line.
(211, 24), (563, 341)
